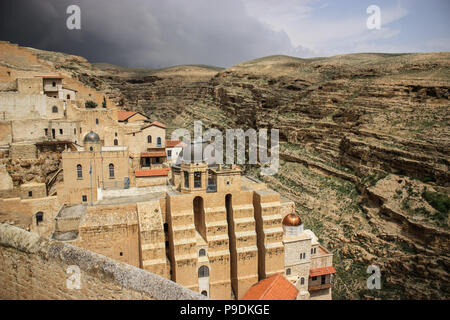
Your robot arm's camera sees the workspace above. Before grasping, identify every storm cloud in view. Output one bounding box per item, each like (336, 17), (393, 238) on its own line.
(0, 0), (310, 68)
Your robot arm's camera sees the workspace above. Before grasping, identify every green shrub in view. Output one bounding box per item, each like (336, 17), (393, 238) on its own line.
(85, 100), (98, 108)
(422, 190), (450, 216)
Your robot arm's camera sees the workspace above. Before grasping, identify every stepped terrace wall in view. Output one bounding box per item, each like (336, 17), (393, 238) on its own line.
(0, 223), (206, 300)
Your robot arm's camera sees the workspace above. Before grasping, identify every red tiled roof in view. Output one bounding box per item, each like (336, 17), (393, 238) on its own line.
(135, 168), (170, 177)
(117, 111), (138, 121)
(241, 274), (298, 300)
(309, 266), (336, 277)
(150, 121), (166, 129)
(141, 152), (166, 157)
(166, 140), (182, 148)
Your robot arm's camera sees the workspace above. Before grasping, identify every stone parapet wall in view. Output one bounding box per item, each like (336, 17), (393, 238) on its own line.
(0, 223), (206, 300)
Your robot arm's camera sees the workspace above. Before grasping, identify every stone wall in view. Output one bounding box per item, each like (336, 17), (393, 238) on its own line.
(0, 92), (65, 121)
(0, 223), (206, 300)
(16, 78), (42, 95)
(0, 121), (12, 146)
(9, 143), (37, 160)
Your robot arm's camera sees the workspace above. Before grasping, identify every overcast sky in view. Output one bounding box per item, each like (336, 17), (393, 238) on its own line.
(0, 0), (449, 68)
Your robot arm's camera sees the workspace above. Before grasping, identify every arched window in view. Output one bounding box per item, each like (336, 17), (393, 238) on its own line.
(198, 266), (209, 278)
(77, 164), (82, 179)
(147, 135), (152, 143)
(52, 106), (58, 113)
(157, 137), (162, 146)
(286, 268), (291, 276)
(301, 277), (305, 285)
(201, 291), (208, 297)
(109, 163), (115, 178)
(52, 81), (56, 87)
(199, 249), (206, 257)
(36, 212), (44, 225)
(114, 139), (118, 146)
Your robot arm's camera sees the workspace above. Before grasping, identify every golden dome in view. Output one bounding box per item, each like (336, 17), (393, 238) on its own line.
(282, 213), (302, 227)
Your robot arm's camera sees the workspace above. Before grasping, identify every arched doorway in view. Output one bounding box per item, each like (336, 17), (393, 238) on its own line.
(193, 196), (206, 241)
(36, 212), (44, 226)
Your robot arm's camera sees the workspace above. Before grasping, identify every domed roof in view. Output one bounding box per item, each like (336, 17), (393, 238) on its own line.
(83, 131), (100, 143)
(282, 213), (302, 227)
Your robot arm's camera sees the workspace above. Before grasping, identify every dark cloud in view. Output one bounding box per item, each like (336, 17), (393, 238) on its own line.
(0, 0), (309, 68)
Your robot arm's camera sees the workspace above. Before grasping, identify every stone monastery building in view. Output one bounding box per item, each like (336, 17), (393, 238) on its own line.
(0, 68), (335, 300)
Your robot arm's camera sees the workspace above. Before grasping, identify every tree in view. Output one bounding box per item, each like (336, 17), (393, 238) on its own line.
(85, 100), (98, 109)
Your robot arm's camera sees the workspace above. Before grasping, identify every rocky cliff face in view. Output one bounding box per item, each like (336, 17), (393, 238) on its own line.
(28, 48), (450, 299)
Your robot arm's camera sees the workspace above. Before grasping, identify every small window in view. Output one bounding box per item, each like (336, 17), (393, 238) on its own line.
(286, 268), (291, 275)
(77, 164), (83, 179)
(311, 248), (313, 254)
(59, 129), (63, 135)
(314, 248), (317, 254)
(312, 276), (317, 281)
(52, 106), (58, 113)
(114, 139), (118, 146)
(157, 137), (162, 146)
(184, 171), (189, 188)
(36, 212), (44, 225)
(226, 181), (230, 185)
(199, 249), (206, 257)
(147, 135), (152, 143)
(44, 128), (48, 136)
(82, 195), (87, 202)
(194, 172), (202, 188)
(115, 132), (118, 137)
(167, 150), (172, 157)
(80, 127), (82, 134)
(28, 191), (33, 198)
(301, 277), (305, 285)
(96, 118), (99, 125)
(119, 252), (123, 256)
(89, 146), (93, 152)
(74, 128), (76, 135)
(109, 163), (115, 178)
(201, 291), (208, 297)
(52, 81), (56, 87)
(67, 94), (71, 100)
(198, 266), (209, 278)
(321, 275), (326, 284)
